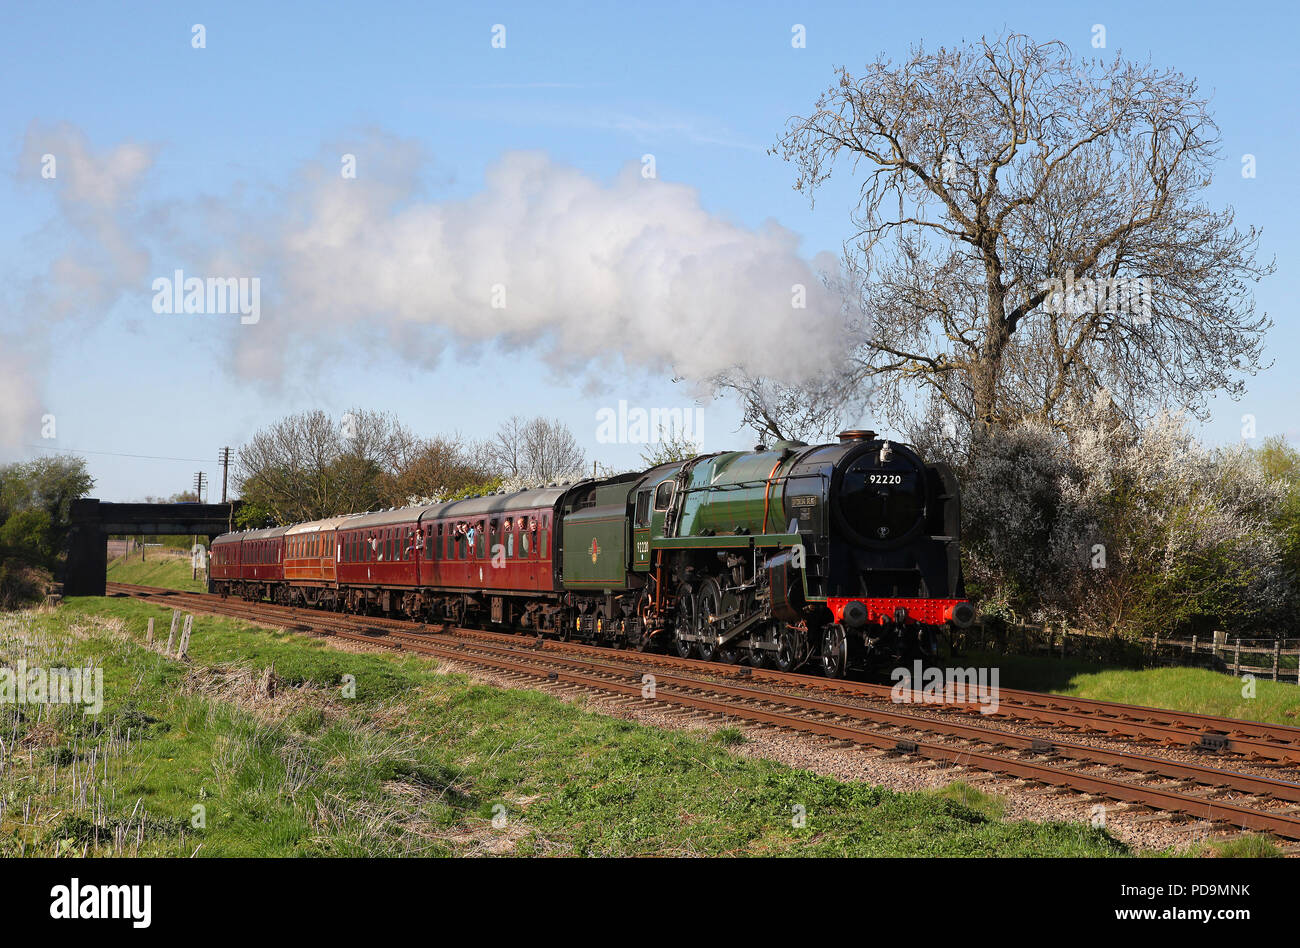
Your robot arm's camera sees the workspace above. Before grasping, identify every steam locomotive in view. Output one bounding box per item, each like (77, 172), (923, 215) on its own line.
(210, 430), (973, 677)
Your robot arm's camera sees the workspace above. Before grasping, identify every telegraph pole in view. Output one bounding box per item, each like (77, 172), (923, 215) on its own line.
(218, 447), (232, 503)
(193, 471), (207, 503)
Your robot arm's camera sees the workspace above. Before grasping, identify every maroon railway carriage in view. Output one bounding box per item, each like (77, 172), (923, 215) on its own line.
(283, 515), (357, 607)
(335, 507), (423, 614)
(327, 488), (563, 620)
(210, 525), (288, 601)
(209, 533), (240, 585)
(417, 488), (561, 625)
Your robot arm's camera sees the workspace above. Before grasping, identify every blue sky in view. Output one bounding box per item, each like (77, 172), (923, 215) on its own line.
(2, 0), (1296, 501)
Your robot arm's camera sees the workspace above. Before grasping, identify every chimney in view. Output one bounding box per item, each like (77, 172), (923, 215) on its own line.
(836, 429), (877, 443)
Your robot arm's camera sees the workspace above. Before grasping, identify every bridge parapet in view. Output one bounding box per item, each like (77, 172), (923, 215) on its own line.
(64, 499), (242, 596)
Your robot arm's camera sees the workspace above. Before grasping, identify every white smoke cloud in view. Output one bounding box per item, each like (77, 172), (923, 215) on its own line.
(223, 144), (851, 387)
(0, 123), (155, 456)
(5, 126), (853, 450)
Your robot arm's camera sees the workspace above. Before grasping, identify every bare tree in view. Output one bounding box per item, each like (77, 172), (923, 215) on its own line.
(728, 33), (1272, 438)
(235, 410), (340, 523)
(484, 416), (529, 479)
(485, 416), (586, 485)
(235, 409), (418, 522)
(639, 429), (704, 467)
(389, 433), (491, 504)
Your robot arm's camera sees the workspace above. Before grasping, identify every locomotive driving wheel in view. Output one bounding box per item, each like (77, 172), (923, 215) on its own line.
(673, 583), (695, 658)
(633, 589), (656, 651)
(774, 626), (800, 672)
(820, 623), (849, 679)
(694, 577), (726, 663)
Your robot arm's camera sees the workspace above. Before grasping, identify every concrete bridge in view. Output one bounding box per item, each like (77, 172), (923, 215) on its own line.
(64, 499), (240, 596)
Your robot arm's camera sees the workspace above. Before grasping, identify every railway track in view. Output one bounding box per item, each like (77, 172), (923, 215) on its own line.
(108, 582), (1300, 763)
(105, 581), (1300, 841)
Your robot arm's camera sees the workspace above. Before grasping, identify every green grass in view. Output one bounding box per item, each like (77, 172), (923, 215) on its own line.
(106, 552), (206, 593)
(0, 596), (1134, 857)
(924, 780), (1006, 821)
(958, 649), (1300, 728)
(1200, 834), (1283, 858)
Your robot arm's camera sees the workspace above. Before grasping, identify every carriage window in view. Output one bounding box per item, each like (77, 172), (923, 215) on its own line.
(654, 481), (674, 510)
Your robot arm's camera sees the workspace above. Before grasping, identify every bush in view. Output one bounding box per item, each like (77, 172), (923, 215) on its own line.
(0, 559), (47, 610)
(935, 400), (1293, 639)
(0, 508), (53, 563)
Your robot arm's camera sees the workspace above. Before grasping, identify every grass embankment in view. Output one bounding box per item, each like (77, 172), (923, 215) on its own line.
(0, 596), (1132, 857)
(106, 552), (206, 594)
(957, 649), (1300, 728)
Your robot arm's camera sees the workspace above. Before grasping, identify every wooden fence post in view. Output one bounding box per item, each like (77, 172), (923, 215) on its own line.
(1273, 640), (1281, 681)
(179, 615), (193, 658)
(1233, 638), (1240, 676)
(146, 617), (154, 646)
(166, 609), (179, 655)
